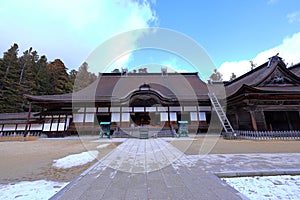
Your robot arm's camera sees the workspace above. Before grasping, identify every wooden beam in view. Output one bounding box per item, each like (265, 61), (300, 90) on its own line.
(23, 103), (32, 139)
(260, 111), (268, 131)
(250, 111), (258, 131)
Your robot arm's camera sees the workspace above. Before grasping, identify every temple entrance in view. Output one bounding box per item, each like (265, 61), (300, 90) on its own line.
(131, 112), (151, 126)
(96, 113), (111, 124)
(129, 91), (162, 127)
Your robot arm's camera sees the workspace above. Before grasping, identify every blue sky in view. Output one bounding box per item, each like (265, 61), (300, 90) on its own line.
(1, 0), (300, 80)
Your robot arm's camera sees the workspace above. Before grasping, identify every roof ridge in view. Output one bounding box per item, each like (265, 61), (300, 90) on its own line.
(225, 61), (269, 86)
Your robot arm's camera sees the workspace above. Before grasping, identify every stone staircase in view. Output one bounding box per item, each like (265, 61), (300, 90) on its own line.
(113, 127), (174, 138)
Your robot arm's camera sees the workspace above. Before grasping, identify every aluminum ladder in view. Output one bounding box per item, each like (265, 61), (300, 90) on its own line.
(208, 93), (234, 133)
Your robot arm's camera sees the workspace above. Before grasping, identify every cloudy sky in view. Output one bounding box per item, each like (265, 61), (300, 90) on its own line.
(1, 0), (300, 80)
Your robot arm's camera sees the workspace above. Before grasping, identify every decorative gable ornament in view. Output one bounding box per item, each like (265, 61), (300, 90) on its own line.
(261, 67), (299, 86)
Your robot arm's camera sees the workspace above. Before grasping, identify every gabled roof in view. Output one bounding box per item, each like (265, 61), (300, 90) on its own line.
(25, 72), (209, 105)
(225, 56), (300, 98)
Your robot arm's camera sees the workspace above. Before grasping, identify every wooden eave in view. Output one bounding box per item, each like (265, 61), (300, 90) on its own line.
(227, 84), (300, 106)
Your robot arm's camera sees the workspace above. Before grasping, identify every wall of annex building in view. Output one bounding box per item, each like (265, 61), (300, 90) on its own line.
(0, 123), (43, 136)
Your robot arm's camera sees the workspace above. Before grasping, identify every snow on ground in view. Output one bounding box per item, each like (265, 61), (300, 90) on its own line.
(0, 180), (68, 200)
(91, 138), (128, 143)
(53, 150), (99, 169)
(162, 137), (197, 141)
(222, 175), (300, 200)
(97, 143), (110, 149)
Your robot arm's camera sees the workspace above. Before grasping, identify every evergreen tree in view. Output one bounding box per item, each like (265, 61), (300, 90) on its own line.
(73, 62), (97, 91)
(18, 48), (37, 109)
(47, 59), (71, 94)
(69, 69), (78, 88)
(0, 44), (23, 112)
(0, 44), (82, 112)
(34, 55), (51, 95)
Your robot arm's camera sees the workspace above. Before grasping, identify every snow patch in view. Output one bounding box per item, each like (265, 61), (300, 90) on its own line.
(91, 138), (127, 143)
(162, 137), (197, 141)
(110, 170), (117, 179)
(222, 175), (300, 200)
(0, 180), (68, 200)
(53, 151), (98, 169)
(97, 143), (110, 149)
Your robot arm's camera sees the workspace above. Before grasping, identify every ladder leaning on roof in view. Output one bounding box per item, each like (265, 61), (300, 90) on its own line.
(208, 93), (234, 134)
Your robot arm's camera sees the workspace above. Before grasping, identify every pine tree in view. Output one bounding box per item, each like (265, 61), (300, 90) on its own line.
(18, 48), (38, 110)
(0, 44), (23, 112)
(47, 59), (72, 94)
(0, 44), (79, 112)
(69, 69), (78, 88)
(34, 55), (52, 95)
(73, 62), (97, 91)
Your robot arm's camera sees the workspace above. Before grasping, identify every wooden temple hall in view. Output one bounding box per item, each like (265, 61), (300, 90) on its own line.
(1, 55), (300, 138)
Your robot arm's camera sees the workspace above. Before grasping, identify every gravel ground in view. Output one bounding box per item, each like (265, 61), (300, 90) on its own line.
(0, 135), (299, 184)
(0, 137), (119, 184)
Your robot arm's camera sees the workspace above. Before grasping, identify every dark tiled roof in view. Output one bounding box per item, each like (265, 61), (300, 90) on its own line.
(0, 112), (40, 124)
(25, 73), (209, 104)
(289, 62), (300, 77)
(225, 56), (300, 97)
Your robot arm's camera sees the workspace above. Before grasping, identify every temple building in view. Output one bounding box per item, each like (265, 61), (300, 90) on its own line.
(23, 72), (211, 137)
(226, 56), (300, 131)
(0, 55), (300, 137)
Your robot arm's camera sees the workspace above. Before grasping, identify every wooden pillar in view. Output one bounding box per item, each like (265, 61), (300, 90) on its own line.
(285, 111), (293, 130)
(83, 107), (86, 125)
(56, 115), (60, 132)
(50, 115), (54, 132)
(250, 111), (258, 131)
(64, 115), (68, 131)
(23, 103), (32, 139)
(260, 110), (268, 131)
(235, 112), (239, 130)
(167, 106), (170, 127)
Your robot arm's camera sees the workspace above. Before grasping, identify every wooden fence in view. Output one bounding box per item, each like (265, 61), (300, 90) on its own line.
(0, 130), (42, 137)
(224, 130), (300, 140)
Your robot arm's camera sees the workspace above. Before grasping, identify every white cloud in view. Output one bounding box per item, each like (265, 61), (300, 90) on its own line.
(219, 32), (300, 80)
(287, 11), (300, 23)
(0, 0), (157, 69)
(218, 60), (251, 81)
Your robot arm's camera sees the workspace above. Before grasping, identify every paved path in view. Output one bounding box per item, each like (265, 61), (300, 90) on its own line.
(51, 139), (244, 199)
(51, 138), (300, 200)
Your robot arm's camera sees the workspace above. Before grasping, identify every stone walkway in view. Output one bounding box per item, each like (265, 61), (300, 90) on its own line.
(50, 138), (300, 200)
